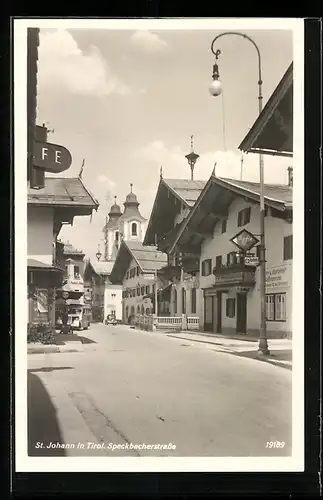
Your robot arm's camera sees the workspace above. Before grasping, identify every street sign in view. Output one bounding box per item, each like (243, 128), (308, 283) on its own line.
(230, 229), (259, 252)
(244, 255), (259, 266)
(33, 140), (72, 173)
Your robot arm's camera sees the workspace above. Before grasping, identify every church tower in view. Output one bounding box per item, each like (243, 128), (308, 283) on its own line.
(118, 183), (147, 242)
(102, 196), (122, 261)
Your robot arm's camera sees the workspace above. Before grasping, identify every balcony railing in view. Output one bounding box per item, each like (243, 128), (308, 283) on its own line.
(213, 262), (257, 275)
(212, 262), (256, 288)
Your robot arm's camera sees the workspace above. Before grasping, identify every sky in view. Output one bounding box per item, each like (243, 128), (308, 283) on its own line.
(35, 23), (293, 261)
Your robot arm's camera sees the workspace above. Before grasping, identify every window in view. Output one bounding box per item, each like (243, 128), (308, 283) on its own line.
(226, 252), (238, 266)
(115, 231), (119, 242)
(145, 285), (150, 295)
(215, 255), (222, 269)
(283, 235), (293, 260)
(221, 220), (227, 233)
(132, 222), (137, 236)
(74, 265), (80, 278)
(141, 286), (145, 295)
(182, 288), (186, 314)
(137, 287), (140, 296)
(112, 293), (116, 298)
(152, 284), (156, 294)
(136, 266), (140, 276)
(237, 207), (251, 227)
(226, 298), (236, 318)
(64, 265), (68, 277)
(191, 288), (197, 314)
(266, 293), (286, 321)
(201, 259), (212, 276)
(141, 305), (144, 315)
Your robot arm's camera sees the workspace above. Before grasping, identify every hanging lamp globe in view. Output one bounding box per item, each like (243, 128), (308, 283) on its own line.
(209, 78), (222, 97)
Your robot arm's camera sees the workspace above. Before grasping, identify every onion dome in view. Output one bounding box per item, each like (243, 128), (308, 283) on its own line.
(108, 196), (122, 218)
(124, 183), (139, 208)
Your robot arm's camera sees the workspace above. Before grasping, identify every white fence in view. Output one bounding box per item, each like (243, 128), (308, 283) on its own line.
(133, 314), (200, 331)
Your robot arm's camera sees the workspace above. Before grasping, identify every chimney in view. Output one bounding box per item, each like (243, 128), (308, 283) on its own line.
(287, 167), (293, 187)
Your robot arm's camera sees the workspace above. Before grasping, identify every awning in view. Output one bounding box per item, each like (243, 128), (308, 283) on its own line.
(239, 63), (293, 157)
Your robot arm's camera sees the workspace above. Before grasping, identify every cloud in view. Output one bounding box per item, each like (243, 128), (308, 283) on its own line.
(38, 29), (131, 97)
(130, 30), (168, 54)
(139, 140), (292, 185)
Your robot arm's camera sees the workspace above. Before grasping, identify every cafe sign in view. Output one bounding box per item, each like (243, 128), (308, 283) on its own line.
(33, 140), (72, 173)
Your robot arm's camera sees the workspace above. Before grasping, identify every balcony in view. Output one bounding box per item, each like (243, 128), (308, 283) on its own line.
(212, 263), (256, 288)
(181, 254), (199, 275)
(158, 264), (181, 281)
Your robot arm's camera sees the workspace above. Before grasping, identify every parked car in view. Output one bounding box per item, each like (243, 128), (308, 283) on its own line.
(105, 314), (117, 326)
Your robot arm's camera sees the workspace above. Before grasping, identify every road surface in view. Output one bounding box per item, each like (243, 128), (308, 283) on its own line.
(28, 323), (292, 457)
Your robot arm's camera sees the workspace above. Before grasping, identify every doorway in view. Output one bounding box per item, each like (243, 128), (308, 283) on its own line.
(236, 293), (247, 334)
(204, 295), (213, 332)
(216, 292), (222, 333)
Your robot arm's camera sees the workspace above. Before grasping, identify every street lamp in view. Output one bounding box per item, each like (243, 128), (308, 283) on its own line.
(96, 245), (102, 261)
(209, 32), (269, 355)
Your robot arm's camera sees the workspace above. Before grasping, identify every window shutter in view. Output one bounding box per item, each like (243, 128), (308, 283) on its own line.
(237, 211), (242, 227)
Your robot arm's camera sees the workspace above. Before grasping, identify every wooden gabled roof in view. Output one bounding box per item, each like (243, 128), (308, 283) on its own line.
(28, 177), (99, 212)
(239, 63), (293, 157)
(109, 240), (167, 284)
(144, 177), (206, 246)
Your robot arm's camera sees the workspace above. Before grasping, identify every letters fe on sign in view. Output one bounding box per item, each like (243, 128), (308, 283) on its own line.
(33, 141), (72, 173)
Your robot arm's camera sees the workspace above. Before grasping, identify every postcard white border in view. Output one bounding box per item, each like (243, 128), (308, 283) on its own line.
(14, 17), (304, 473)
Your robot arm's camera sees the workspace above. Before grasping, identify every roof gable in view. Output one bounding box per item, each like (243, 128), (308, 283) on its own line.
(144, 178), (206, 246)
(110, 240), (167, 284)
(171, 175), (293, 252)
(239, 63), (293, 157)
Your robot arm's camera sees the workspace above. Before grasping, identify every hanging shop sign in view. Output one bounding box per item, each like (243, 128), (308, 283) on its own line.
(33, 140), (72, 173)
(230, 229), (259, 252)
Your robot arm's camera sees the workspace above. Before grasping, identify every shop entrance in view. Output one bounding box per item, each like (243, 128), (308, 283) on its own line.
(215, 292), (222, 333)
(236, 293), (247, 334)
(204, 295), (213, 332)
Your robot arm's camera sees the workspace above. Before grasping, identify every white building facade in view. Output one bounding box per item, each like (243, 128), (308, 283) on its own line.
(174, 175), (293, 339)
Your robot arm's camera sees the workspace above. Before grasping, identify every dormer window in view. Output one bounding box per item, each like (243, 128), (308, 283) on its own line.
(131, 222), (137, 236)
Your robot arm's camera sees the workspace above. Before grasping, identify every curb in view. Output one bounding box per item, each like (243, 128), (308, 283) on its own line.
(27, 343), (84, 354)
(165, 334), (292, 370)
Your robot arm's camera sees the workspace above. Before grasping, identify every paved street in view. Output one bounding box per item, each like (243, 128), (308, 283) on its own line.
(28, 323), (292, 457)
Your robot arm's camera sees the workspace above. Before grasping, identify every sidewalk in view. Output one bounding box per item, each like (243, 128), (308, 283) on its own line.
(161, 330), (292, 370)
(27, 333), (85, 354)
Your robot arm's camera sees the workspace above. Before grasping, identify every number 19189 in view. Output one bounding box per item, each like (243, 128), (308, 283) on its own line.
(266, 441), (285, 448)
